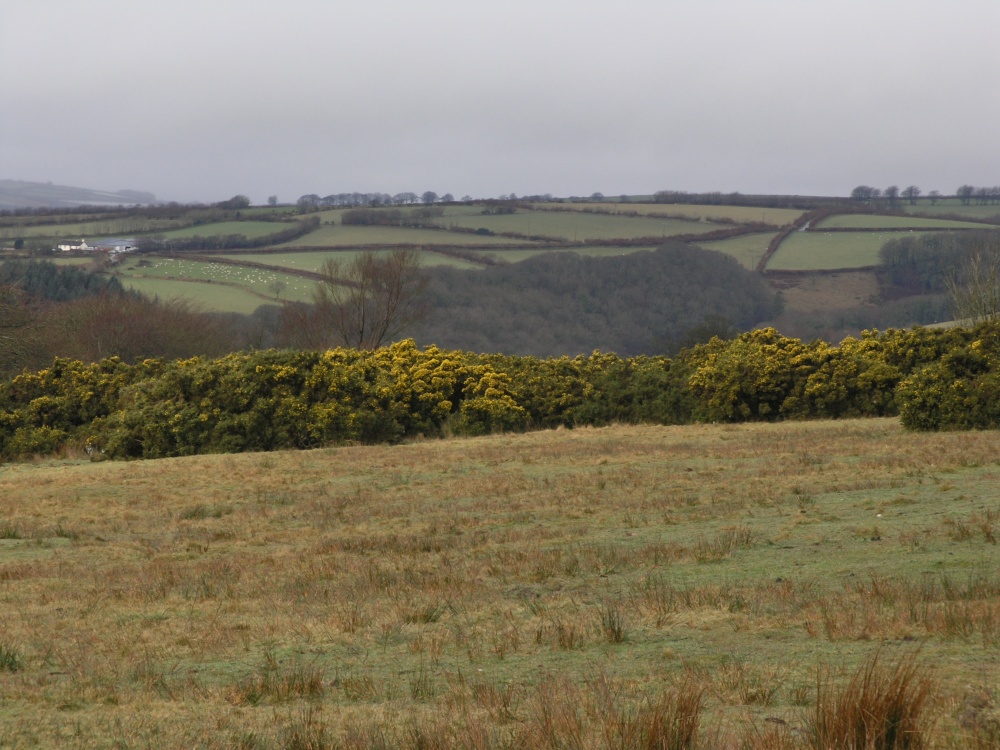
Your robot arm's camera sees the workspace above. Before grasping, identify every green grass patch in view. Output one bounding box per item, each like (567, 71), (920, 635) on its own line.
(476, 246), (662, 264)
(697, 231), (778, 270)
(436, 210), (724, 241)
(816, 214), (996, 230)
(903, 200), (1000, 220)
(117, 257), (310, 297)
(47, 256), (98, 267)
(767, 231), (937, 270)
(0, 218), (185, 241)
(219, 249), (483, 272)
(117, 276), (287, 313)
(158, 221), (289, 240)
(272, 223), (527, 247)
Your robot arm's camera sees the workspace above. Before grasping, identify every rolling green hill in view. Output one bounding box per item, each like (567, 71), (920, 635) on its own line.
(4, 195), (1000, 353)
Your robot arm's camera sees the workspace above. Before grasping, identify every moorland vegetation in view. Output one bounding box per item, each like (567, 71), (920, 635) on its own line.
(2, 419), (999, 747)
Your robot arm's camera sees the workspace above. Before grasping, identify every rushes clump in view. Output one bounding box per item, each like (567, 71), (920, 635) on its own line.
(229, 651), (325, 706)
(0, 641), (23, 672)
(694, 524), (755, 562)
(600, 600), (628, 644)
(525, 672), (706, 750)
(809, 649), (934, 750)
(281, 706), (332, 750)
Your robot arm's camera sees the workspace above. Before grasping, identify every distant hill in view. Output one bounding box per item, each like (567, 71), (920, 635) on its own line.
(0, 179), (156, 210)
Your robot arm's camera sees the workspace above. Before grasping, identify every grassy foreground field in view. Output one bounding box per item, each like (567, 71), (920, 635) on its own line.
(1, 420), (999, 748)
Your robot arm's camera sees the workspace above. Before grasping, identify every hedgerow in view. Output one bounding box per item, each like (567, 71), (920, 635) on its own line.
(2, 325), (999, 461)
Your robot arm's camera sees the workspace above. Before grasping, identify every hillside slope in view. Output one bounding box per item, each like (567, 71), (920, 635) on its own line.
(0, 179), (156, 209)
(413, 243), (782, 356)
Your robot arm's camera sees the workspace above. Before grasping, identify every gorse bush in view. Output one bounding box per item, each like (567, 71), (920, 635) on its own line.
(686, 324), (989, 426)
(0, 341), (686, 460)
(2, 323), (1000, 461)
(896, 325), (1000, 431)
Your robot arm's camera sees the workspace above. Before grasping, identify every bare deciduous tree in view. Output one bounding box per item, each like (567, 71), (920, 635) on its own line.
(313, 248), (429, 350)
(901, 185), (921, 205)
(946, 252), (1000, 324)
(56, 293), (228, 362)
(0, 285), (37, 376)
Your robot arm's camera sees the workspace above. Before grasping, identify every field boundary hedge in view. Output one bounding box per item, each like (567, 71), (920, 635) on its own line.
(136, 217), (320, 253)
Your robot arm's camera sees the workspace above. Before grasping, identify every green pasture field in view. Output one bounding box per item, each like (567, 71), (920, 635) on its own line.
(115, 276), (275, 314)
(222, 246), (665, 272)
(477, 245), (662, 264)
(47, 256), (98, 267)
(0, 218), (185, 241)
(219, 249), (485, 272)
(903, 201), (1000, 220)
(271, 223), (528, 248)
(0, 419), (998, 747)
(696, 231), (778, 270)
(816, 214), (995, 230)
(435, 210), (723, 241)
(158, 221), (291, 239)
(116, 258), (313, 310)
(534, 202), (805, 226)
(766, 231), (936, 271)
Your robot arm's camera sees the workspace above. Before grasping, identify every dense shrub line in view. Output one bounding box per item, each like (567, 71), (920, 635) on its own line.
(652, 190), (851, 210)
(0, 258), (127, 302)
(413, 244), (782, 358)
(136, 216), (320, 253)
(879, 230), (1000, 296)
(2, 324), (999, 460)
(340, 206), (444, 226)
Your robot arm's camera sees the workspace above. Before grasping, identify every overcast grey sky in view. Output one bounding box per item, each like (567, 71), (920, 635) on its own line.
(2, 0), (998, 204)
